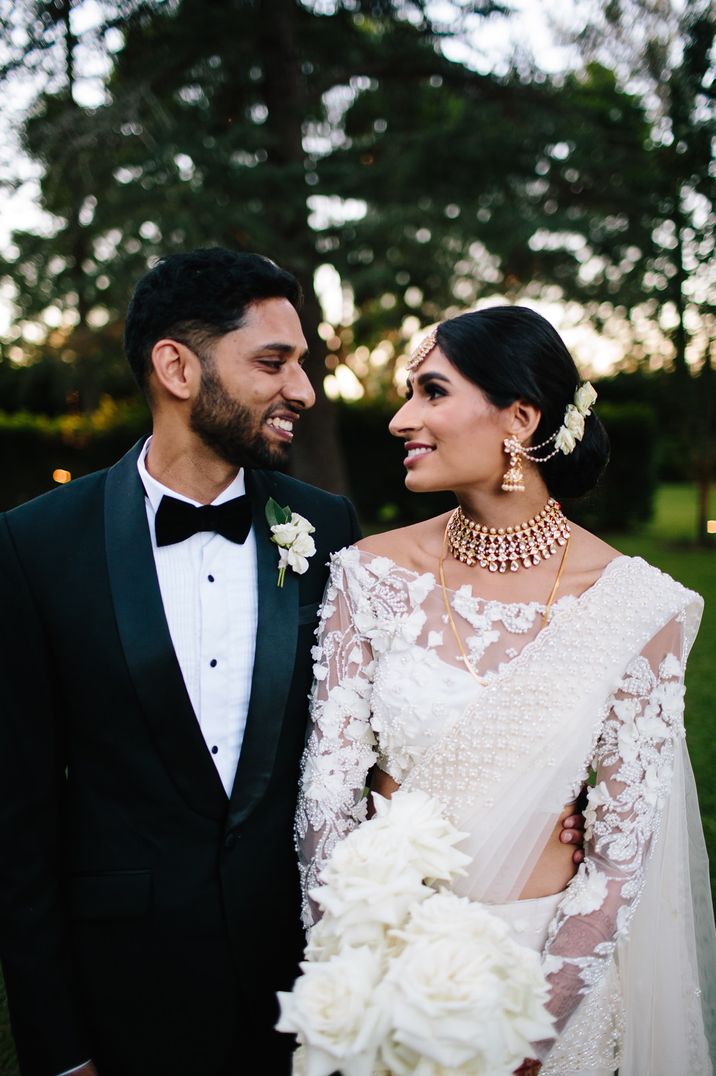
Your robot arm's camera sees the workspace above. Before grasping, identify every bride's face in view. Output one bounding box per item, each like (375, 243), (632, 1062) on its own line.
(389, 348), (512, 495)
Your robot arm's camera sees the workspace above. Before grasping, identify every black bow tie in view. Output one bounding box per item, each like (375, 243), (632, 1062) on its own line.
(154, 494), (253, 547)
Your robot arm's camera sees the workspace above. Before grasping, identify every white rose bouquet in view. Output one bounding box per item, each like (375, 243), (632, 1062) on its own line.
(277, 789), (554, 1076)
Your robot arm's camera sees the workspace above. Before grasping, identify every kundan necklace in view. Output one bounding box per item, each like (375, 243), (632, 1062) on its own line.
(445, 497), (571, 574)
(438, 499), (572, 683)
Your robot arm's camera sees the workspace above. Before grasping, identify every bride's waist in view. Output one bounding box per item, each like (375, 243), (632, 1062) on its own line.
(483, 890), (564, 951)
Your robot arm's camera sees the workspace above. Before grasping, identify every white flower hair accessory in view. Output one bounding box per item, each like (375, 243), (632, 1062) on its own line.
(265, 497), (316, 587)
(503, 380), (598, 474)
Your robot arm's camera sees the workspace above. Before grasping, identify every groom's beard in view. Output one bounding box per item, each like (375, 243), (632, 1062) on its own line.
(190, 363), (291, 470)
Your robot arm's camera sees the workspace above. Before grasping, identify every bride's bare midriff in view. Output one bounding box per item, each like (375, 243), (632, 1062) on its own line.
(369, 769), (578, 900)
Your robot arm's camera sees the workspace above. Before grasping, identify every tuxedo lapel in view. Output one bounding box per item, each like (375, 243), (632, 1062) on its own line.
(104, 441), (227, 820)
(227, 471), (299, 827)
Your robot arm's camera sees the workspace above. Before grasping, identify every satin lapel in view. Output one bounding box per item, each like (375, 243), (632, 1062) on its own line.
(228, 471), (299, 827)
(104, 441), (227, 820)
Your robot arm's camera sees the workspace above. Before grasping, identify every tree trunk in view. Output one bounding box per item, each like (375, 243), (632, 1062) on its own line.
(694, 357), (714, 547)
(61, 0), (90, 331)
(257, 0), (351, 495)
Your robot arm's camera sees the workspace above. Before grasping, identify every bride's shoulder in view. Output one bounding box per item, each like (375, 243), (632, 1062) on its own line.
(355, 515), (448, 573)
(566, 523), (702, 610)
(564, 524), (623, 585)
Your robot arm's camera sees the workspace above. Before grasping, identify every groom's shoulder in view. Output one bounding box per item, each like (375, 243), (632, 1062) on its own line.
(3, 465), (111, 549)
(253, 469), (342, 504)
(250, 469), (359, 543)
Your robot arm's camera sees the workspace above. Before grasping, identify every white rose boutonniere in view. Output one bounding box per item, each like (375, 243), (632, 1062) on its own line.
(265, 497), (316, 587)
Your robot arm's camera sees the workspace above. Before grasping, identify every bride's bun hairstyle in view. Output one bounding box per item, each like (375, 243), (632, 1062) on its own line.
(436, 306), (610, 499)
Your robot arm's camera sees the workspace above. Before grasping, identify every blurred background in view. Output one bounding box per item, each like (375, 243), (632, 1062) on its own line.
(0, 0), (713, 1071)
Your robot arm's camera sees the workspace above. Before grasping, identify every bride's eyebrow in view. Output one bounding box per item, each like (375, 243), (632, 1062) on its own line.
(416, 371), (451, 386)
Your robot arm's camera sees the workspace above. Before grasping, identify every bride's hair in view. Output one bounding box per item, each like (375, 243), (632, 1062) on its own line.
(436, 306), (610, 499)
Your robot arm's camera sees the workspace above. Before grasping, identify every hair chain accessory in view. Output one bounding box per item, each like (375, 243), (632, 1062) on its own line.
(501, 382), (598, 484)
(446, 497), (571, 574)
(406, 327), (438, 372)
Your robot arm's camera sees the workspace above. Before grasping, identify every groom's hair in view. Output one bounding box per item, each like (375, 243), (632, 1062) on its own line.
(124, 247), (303, 399)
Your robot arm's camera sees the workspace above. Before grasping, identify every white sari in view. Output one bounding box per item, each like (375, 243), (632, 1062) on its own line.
(296, 549), (715, 1074)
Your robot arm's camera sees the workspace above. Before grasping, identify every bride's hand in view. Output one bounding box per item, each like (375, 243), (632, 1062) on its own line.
(513, 1061), (542, 1075)
(560, 810), (585, 863)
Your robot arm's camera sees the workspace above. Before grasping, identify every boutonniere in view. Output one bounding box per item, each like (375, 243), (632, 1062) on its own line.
(265, 497), (317, 587)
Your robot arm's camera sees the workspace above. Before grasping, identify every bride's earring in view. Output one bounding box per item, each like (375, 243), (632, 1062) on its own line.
(501, 437), (525, 492)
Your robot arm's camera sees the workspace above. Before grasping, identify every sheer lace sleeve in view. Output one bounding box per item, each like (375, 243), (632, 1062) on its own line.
(536, 617), (688, 1060)
(295, 549), (379, 929)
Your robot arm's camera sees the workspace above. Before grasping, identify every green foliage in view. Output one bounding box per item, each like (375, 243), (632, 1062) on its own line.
(265, 498), (293, 529)
(566, 401), (658, 532)
(0, 396), (149, 509)
(337, 399), (455, 525)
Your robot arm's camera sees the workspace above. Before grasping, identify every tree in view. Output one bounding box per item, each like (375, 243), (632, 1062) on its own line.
(0, 0), (582, 490)
(559, 1), (716, 542)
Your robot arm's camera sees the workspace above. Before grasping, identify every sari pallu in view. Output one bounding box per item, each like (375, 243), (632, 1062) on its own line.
(401, 558), (713, 1074)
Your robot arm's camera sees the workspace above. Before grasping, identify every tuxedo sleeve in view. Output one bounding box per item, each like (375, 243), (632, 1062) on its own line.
(340, 495), (362, 546)
(0, 515), (91, 1076)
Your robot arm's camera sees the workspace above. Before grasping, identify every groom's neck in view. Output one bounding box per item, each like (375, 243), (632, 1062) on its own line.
(146, 424), (240, 505)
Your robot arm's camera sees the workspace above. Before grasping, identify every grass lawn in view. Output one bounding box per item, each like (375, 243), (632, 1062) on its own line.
(0, 485), (713, 1073)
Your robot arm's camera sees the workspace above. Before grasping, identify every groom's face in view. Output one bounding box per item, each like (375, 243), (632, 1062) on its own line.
(190, 298), (315, 469)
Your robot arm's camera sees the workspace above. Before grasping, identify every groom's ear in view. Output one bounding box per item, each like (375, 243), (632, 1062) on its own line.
(150, 339), (201, 403)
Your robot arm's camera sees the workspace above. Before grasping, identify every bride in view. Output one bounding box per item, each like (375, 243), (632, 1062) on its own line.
(294, 306), (715, 1075)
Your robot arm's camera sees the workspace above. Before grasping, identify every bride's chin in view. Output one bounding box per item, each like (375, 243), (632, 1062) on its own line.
(404, 471), (444, 493)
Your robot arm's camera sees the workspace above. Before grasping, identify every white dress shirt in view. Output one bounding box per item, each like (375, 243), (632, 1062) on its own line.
(137, 438), (258, 795)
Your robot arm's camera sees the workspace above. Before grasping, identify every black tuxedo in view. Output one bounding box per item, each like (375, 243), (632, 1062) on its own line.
(0, 440), (360, 1076)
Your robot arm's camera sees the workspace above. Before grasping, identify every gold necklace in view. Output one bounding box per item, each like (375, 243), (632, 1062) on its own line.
(439, 513), (572, 685)
(446, 497), (570, 574)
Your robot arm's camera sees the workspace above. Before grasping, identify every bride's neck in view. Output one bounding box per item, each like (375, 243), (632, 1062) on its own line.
(457, 485), (553, 530)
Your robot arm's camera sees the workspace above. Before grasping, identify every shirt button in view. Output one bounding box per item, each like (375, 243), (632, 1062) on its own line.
(211, 745), (218, 755)
(208, 574), (215, 582)
(210, 659), (217, 667)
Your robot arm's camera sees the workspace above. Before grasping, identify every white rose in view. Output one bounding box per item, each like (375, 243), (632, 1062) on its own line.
(554, 426), (577, 454)
(316, 824), (430, 928)
(574, 381), (598, 414)
(271, 521), (300, 546)
(290, 512), (316, 535)
(304, 915), (342, 962)
(277, 546), (290, 569)
(383, 922), (552, 1074)
(292, 531), (317, 558)
(371, 790), (470, 883)
(287, 546), (310, 574)
(276, 946), (388, 1076)
(563, 404), (585, 440)
(397, 890), (510, 947)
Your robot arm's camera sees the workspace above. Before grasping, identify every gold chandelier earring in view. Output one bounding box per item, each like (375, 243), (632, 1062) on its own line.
(501, 437), (525, 492)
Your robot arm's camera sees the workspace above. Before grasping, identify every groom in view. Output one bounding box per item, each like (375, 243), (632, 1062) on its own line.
(0, 249), (361, 1076)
